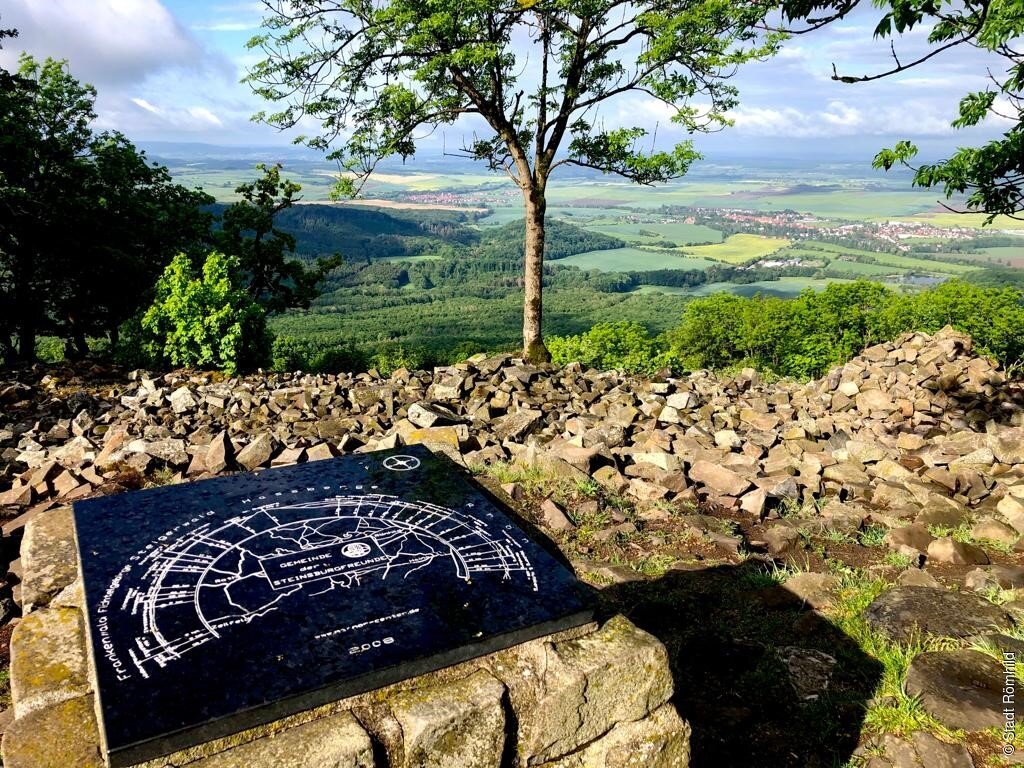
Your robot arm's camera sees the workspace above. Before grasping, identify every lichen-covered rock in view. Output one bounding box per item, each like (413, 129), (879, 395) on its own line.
(386, 669), (506, 768)
(188, 710), (375, 768)
(10, 607), (91, 716)
(516, 616), (674, 765)
(0, 695), (103, 768)
(540, 703), (690, 768)
(20, 507), (78, 611)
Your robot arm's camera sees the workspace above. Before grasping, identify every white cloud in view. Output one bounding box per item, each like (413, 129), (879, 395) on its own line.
(821, 100), (863, 128)
(188, 106), (224, 127)
(94, 96), (226, 134)
(0, 0), (210, 86)
(131, 97), (162, 115)
(776, 46), (808, 61)
(722, 98), (959, 138)
(192, 21), (258, 32)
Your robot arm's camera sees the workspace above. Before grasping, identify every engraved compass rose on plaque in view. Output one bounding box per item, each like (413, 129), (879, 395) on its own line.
(382, 454), (421, 471)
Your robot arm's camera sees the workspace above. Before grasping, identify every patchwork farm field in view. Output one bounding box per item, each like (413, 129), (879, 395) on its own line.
(819, 259), (900, 277)
(974, 246), (1024, 269)
(556, 248), (718, 272)
(800, 241), (978, 275)
(632, 277), (857, 298)
(681, 234), (791, 264)
(584, 222), (723, 245)
(883, 212), (1024, 230)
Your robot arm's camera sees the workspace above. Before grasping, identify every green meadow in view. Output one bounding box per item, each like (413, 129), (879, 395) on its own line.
(585, 221), (723, 245)
(681, 234), (791, 264)
(632, 277), (858, 298)
(557, 247), (718, 272)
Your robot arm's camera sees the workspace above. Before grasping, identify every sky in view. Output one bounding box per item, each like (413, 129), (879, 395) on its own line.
(0, 0), (1014, 164)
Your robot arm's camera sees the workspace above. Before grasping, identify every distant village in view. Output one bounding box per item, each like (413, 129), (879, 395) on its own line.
(710, 208), (977, 251)
(384, 186), (1022, 270)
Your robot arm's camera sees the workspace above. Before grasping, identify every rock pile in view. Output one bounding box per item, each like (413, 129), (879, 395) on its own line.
(2, 325), (1024, 763)
(2, 327), (1022, 546)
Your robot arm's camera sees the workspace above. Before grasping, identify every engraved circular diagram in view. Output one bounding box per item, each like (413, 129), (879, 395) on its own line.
(118, 494), (537, 678)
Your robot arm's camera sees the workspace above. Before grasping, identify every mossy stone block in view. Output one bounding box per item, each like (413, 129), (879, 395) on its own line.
(387, 669), (506, 768)
(540, 703), (690, 768)
(188, 710), (375, 768)
(1, 695), (103, 768)
(10, 606), (90, 717)
(517, 615), (674, 765)
(22, 506), (78, 611)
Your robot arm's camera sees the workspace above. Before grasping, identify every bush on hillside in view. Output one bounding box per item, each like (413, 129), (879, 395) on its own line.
(142, 252), (271, 374)
(270, 336), (366, 373)
(666, 280), (1024, 378)
(548, 321), (680, 375)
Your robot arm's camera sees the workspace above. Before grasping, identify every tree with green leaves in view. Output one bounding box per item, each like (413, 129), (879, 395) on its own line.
(142, 252), (272, 375)
(246, 0), (779, 361)
(0, 53), (95, 362)
(779, 0), (1023, 222)
(62, 133), (214, 357)
(216, 163), (340, 312)
(0, 51), (212, 363)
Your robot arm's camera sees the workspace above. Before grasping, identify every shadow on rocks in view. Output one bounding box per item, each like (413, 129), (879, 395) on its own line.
(598, 561), (883, 768)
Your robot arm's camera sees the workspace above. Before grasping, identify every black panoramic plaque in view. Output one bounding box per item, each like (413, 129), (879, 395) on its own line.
(73, 445), (593, 767)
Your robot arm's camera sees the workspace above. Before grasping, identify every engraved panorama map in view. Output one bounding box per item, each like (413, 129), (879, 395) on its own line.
(74, 446), (592, 766)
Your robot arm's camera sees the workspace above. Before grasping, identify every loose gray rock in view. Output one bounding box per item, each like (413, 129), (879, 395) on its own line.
(905, 650), (1011, 731)
(236, 433), (274, 470)
(204, 431), (233, 474)
(538, 499), (575, 532)
(926, 537), (989, 566)
(763, 524), (801, 558)
(776, 646), (837, 701)
(864, 586), (1012, 642)
(884, 524), (934, 555)
(866, 732), (973, 768)
(783, 572), (838, 610)
(688, 460), (751, 497)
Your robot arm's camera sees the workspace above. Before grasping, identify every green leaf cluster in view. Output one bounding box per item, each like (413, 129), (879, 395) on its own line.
(0, 52), (213, 363)
(142, 252), (272, 375)
(664, 280), (1024, 378)
(270, 335), (367, 373)
(217, 163), (342, 312)
(784, 0), (1024, 222)
(548, 321), (680, 375)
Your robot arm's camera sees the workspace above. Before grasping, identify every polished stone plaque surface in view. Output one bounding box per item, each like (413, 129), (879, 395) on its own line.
(73, 445), (592, 767)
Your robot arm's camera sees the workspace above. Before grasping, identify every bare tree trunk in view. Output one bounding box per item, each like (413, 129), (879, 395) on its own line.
(522, 187), (550, 363)
(16, 322), (35, 363)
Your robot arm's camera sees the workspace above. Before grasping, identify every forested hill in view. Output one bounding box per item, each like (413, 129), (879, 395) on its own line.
(482, 218), (624, 261)
(206, 202), (623, 266)
(205, 202), (478, 262)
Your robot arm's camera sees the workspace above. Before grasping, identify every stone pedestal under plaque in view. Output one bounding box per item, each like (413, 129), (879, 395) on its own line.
(2, 446), (690, 768)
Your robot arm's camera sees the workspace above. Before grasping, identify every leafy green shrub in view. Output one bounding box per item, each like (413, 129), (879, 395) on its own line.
(270, 336), (366, 373)
(664, 279), (1024, 378)
(447, 341), (485, 363)
(666, 293), (748, 369)
(368, 343), (431, 374)
(142, 252), (271, 374)
(547, 321), (679, 375)
(111, 316), (157, 369)
(34, 337), (66, 364)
